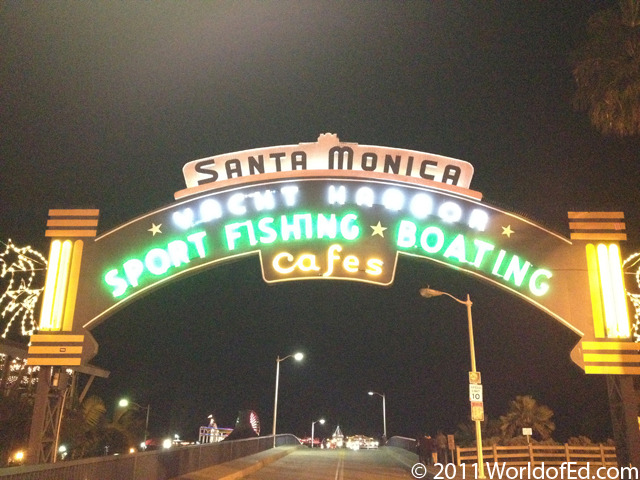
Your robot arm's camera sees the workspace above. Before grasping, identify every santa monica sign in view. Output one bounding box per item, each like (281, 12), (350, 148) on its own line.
(29, 134), (637, 375)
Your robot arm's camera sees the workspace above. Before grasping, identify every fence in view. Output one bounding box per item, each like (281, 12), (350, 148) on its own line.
(456, 443), (617, 467)
(0, 434), (300, 480)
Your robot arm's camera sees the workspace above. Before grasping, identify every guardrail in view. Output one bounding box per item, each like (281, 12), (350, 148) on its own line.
(385, 436), (417, 453)
(456, 443), (617, 467)
(0, 434), (300, 480)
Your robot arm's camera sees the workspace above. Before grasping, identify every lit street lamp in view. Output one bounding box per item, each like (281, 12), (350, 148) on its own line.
(368, 391), (387, 440)
(272, 352), (304, 447)
(119, 399), (151, 448)
(419, 287), (485, 479)
(311, 419), (325, 448)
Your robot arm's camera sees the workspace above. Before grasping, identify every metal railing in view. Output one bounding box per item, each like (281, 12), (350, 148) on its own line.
(0, 434), (300, 480)
(385, 436), (417, 453)
(456, 443), (617, 467)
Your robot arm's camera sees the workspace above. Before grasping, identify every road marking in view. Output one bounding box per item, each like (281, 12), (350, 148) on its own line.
(334, 449), (345, 480)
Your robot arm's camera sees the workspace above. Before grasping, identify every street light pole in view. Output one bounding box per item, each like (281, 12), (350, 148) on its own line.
(420, 287), (485, 479)
(272, 352), (304, 448)
(311, 419), (325, 448)
(368, 391), (387, 439)
(118, 399), (150, 448)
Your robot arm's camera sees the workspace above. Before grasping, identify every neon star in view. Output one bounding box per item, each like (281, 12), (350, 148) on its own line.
(502, 225), (514, 237)
(149, 223), (162, 236)
(371, 222), (387, 237)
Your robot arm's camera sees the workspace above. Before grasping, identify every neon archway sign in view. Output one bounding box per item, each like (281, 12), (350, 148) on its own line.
(28, 134), (637, 375)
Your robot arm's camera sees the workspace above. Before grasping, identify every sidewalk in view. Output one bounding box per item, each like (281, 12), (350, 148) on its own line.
(169, 446), (300, 480)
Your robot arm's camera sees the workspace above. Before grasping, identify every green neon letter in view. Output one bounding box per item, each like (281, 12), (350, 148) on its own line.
(397, 220), (417, 248)
(529, 269), (552, 296)
(296, 214), (313, 239)
(105, 269), (128, 297)
(419, 226), (444, 253)
(123, 259), (144, 287)
(258, 217), (277, 243)
(443, 234), (467, 263)
(492, 250), (507, 276)
(281, 215), (301, 241)
(471, 239), (494, 268)
(225, 222), (256, 250)
(168, 240), (190, 267)
(340, 214), (359, 240)
(503, 255), (531, 287)
(145, 248), (171, 275)
(317, 214), (337, 239)
(187, 231), (207, 258)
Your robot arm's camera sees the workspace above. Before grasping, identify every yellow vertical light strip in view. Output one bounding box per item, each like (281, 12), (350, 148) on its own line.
(39, 240), (62, 330)
(51, 240), (73, 331)
(62, 240), (83, 331)
(586, 244), (605, 338)
(597, 244), (617, 337)
(608, 244), (630, 338)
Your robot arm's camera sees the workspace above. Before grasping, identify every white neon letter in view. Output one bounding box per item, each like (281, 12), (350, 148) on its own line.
(252, 190), (275, 211)
(228, 193), (247, 215)
(355, 187), (374, 207)
(173, 208), (194, 230)
(280, 186), (299, 206)
(410, 193), (433, 219)
(438, 202), (462, 223)
(200, 199), (222, 222)
(382, 188), (404, 211)
(328, 185), (346, 205)
(468, 209), (489, 231)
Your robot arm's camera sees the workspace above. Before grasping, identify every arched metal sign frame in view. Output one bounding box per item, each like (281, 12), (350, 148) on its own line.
(29, 134), (636, 376)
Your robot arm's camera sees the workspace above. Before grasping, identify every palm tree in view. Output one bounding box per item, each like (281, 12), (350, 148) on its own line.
(499, 395), (555, 440)
(572, 0), (640, 136)
(60, 395), (140, 459)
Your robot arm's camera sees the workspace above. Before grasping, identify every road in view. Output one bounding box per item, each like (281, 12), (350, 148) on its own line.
(242, 447), (416, 480)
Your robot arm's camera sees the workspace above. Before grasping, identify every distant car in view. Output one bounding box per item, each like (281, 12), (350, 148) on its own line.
(346, 435), (378, 450)
(300, 437), (322, 447)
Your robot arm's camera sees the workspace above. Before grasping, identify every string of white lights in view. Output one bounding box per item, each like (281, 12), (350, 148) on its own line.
(0, 239), (47, 338)
(623, 252), (640, 342)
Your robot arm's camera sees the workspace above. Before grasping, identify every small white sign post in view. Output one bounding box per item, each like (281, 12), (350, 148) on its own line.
(522, 427), (533, 444)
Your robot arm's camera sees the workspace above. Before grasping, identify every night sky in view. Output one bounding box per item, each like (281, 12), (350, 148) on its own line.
(2, 1), (639, 443)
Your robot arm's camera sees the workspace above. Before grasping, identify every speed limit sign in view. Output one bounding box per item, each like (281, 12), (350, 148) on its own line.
(469, 384), (483, 402)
